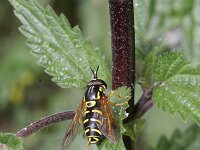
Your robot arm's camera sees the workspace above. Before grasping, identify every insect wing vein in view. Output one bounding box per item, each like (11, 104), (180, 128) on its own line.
(99, 97), (119, 144)
(62, 98), (85, 149)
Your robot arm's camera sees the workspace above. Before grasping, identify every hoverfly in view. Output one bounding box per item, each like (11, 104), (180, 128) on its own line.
(62, 66), (119, 149)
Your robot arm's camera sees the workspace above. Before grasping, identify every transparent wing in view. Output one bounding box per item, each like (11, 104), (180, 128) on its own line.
(99, 96), (119, 144)
(62, 98), (85, 150)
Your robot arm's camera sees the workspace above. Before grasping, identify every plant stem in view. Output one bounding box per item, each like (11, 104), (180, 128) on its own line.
(109, 0), (134, 90)
(108, 0), (134, 149)
(16, 111), (75, 138)
(133, 82), (162, 119)
(133, 88), (153, 119)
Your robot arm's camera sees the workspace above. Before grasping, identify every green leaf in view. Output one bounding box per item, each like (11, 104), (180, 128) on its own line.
(150, 125), (200, 150)
(146, 0), (194, 37)
(124, 118), (146, 141)
(181, 1), (200, 62)
(8, 0), (110, 89)
(153, 52), (188, 81)
(134, 0), (159, 60)
(140, 45), (164, 88)
(135, 0), (200, 61)
(98, 87), (131, 150)
(134, 0), (149, 59)
(0, 133), (23, 150)
(109, 86), (131, 104)
(144, 0), (200, 61)
(153, 52), (200, 125)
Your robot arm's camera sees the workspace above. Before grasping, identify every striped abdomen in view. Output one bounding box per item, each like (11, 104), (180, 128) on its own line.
(83, 106), (103, 143)
(83, 85), (104, 144)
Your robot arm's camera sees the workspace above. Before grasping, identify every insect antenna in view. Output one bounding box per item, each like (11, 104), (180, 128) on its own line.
(90, 66), (99, 79)
(95, 65), (99, 78)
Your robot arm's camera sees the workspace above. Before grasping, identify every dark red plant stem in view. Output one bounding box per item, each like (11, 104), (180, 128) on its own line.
(109, 0), (134, 90)
(133, 83), (162, 119)
(16, 111), (75, 138)
(108, 0), (134, 149)
(133, 88), (153, 119)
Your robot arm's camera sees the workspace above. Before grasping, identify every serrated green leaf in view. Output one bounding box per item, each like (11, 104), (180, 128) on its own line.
(153, 52), (200, 125)
(178, 63), (200, 75)
(98, 87), (131, 150)
(8, 0), (110, 89)
(109, 86), (131, 105)
(0, 133), (23, 150)
(153, 52), (188, 81)
(140, 45), (164, 88)
(150, 125), (200, 150)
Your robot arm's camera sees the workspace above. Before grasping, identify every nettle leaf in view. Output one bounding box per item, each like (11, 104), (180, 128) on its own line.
(140, 45), (164, 88)
(124, 118), (146, 141)
(8, 0), (110, 88)
(150, 125), (200, 150)
(109, 86), (131, 104)
(0, 133), (23, 150)
(153, 52), (188, 81)
(153, 52), (200, 125)
(98, 87), (131, 150)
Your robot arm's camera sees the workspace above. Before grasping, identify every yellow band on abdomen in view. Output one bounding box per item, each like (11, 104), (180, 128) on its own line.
(86, 101), (96, 107)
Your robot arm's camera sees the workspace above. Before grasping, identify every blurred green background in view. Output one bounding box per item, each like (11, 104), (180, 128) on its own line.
(0, 0), (198, 150)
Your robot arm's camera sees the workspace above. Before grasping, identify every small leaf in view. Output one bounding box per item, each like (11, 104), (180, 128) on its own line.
(140, 45), (164, 88)
(109, 86), (131, 105)
(98, 87), (131, 150)
(153, 52), (200, 125)
(151, 125), (200, 150)
(156, 136), (169, 150)
(134, 0), (152, 59)
(8, 0), (110, 89)
(0, 133), (23, 150)
(124, 118), (146, 141)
